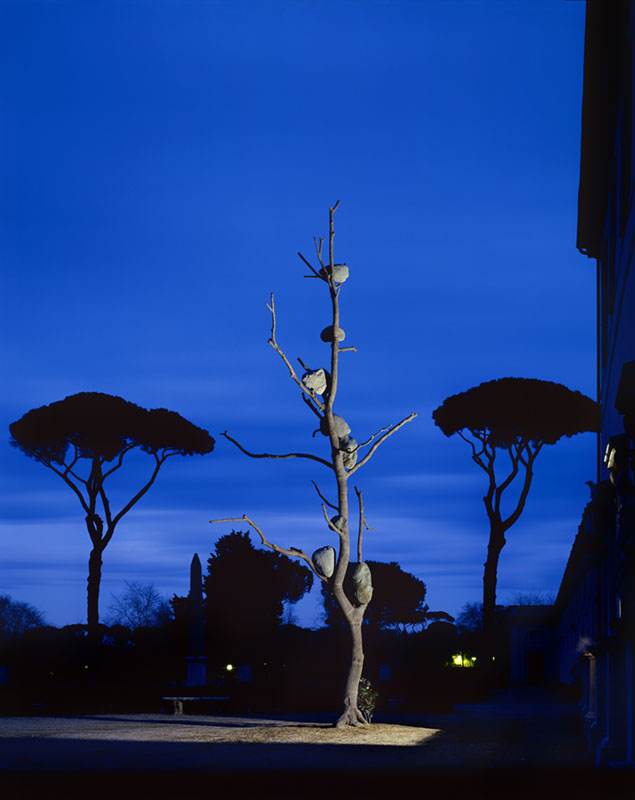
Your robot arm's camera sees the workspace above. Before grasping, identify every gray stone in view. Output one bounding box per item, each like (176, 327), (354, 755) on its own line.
(351, 562), (373, 605)
(320, 325), (345, 343)
(339, 436), (358, 469)
(330, 515), (347, 532)
(320, 263), (349, 284)
(312, 545), (336, 578)
(342, 449), (357, 469)
(301, 368), (328, 396)
(319, 414), (351, 437)
(339, 435), (357, 453)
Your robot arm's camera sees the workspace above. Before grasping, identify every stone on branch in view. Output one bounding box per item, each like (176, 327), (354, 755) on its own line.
(312, 545), (336, 578)
(339, 435), (357, 453)
(319, 414), (351, 438)
(342, 449), (358, 469)
(319, 263), (349, 284)
(351, 562), (373, 605)
(330, 515), (347, 532)
(320, 325), (346, 343)
(301, 368), (329, 396)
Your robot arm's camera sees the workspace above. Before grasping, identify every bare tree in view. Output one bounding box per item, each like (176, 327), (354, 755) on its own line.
(10, 392), (215, 637)
(0, 595), (45, 641)
(433, 378), (598, 660)
(211, 203), (416, 726)
(105, 582), (172, 629)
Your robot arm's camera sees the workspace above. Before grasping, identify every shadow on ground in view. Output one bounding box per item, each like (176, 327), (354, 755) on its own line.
(2, 687), (632, 799)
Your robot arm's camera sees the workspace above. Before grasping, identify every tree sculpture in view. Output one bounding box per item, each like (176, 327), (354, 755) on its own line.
(10, 392), (215, 636)
(433, 378), (598, 657)
(211, 203), (416, 726)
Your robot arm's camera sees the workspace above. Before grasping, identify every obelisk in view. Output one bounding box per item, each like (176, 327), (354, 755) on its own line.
(186, 553), (207, 686)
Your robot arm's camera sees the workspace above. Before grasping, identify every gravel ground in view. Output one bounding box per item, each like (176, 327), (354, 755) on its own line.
(2, 689), (632, 800)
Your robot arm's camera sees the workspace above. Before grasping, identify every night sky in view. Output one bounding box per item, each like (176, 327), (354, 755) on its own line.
(0, 0), (596, 629)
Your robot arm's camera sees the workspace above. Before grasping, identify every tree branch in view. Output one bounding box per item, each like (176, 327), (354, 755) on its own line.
(357, 424), (391, 450)
(302, 392), (323, 419)
(108, 451), (169, 538)
(322, 504), (346, 537)
(312, 236), (327, 273)
(501, 442), (542, 532)
(312, 479), (338, 510)
(37, 457), (90, 515)
(221, 430), (333, 469)
(457, 429), (490, 472)
(98, 483), (113, 529)
(494, 457), (519, 517)
(347, 412), (417, 475)
(102, 443), (137, 479)
(329, 200), (340, 268)
(297, 251), (322, 279)
(210, 514), (327, 581)
(266, 293), (325, 413)
(354, 486), (372, 563)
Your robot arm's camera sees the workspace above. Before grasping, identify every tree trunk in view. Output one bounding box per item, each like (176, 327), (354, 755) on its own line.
(87, 545), (103, 640)
(482, 521), (505, 668)
(336, 610), (367, 727)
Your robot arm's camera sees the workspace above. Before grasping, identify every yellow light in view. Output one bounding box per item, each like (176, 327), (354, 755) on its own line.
(452, 654), (463, 667)
(225, 663), (234, 671)
(471, 656), (477, 662)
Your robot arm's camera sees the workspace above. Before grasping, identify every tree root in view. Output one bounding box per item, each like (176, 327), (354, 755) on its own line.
(335, 700), (370, 728)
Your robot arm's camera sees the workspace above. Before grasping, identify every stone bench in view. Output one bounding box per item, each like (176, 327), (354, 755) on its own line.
(161, 696), (230, 715)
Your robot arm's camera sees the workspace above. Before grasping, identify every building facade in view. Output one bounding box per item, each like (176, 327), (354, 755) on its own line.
(555, 0), (635, 767)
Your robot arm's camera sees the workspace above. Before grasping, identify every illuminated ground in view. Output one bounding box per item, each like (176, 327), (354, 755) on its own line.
(2, 688), (629, 800)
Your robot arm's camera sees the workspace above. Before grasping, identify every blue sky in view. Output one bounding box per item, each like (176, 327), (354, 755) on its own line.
(0, 0), (596, 628)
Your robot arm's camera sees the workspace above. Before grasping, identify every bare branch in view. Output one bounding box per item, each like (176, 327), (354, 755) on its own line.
(297, 251), (322, 279)
(357, 424), (391, 450)
(329, 205), (337, 269)
(210, 514), (327, 581)
(312, 479), (338, 510)
(102, 442), (137, 480)
(321, 504), (346, 537)
(62, 447), (84, 482)
(36, 457), (90, 515)
(108, 450), (169, 538)
(266, 293), (325, 413)
(457, 429), (492, 473)
(494, 459), (519, 517)
(347, 412), (417, 475)
(221, 430), (333, 469)
(313, 237), (326, 270)
(98, 484), (113, 529)
(301, 392), (323, 419)
(458, 429), (481, 459)
(354, 486), (368, 563)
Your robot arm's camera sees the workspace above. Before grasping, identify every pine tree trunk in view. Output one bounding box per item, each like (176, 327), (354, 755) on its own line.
(482, 522), (505, 668)
(87, 546), (103, 639)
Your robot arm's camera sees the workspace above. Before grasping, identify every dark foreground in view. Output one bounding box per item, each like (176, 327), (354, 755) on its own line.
(2, 687), (632, 800)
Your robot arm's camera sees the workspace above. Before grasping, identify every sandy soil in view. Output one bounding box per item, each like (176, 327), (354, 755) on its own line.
(0, 713), (439, 745)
